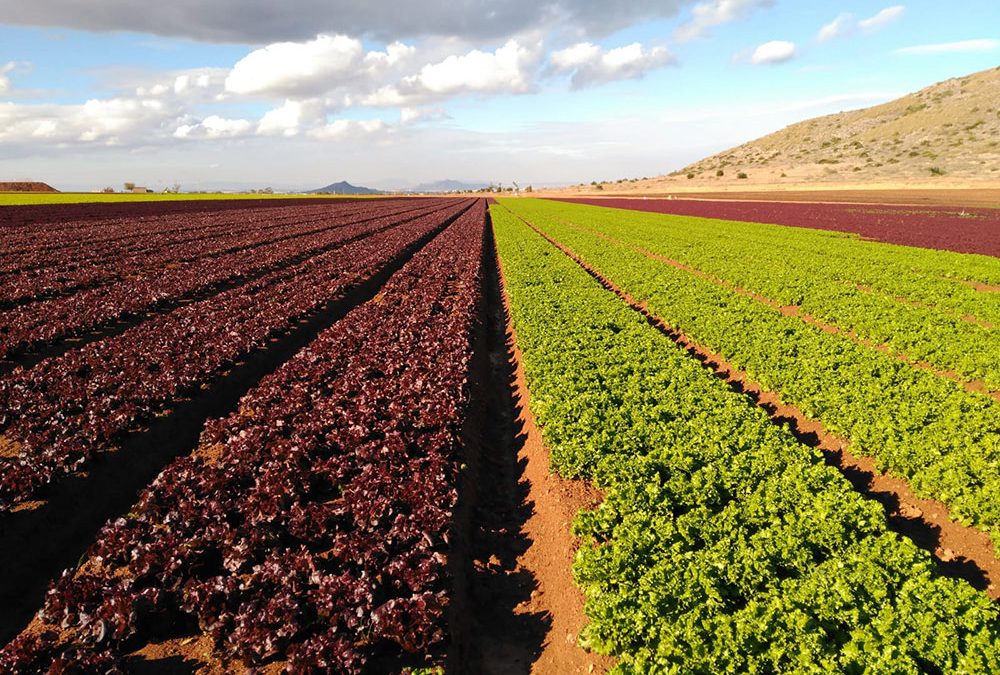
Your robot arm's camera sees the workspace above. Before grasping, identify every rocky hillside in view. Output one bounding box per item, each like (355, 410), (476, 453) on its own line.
(675, 65), (1000, 184)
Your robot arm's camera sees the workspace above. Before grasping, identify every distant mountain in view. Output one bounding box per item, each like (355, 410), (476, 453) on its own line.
(412, 179), (489, 193)
(307, 181), (383, 195)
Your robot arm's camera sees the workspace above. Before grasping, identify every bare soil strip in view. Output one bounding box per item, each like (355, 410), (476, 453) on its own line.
(465, 222), (613, 674)
(513, 210), (1000, 600)
(561, 219), (1000, 404)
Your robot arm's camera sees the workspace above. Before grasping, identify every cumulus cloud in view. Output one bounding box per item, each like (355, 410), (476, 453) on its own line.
(896, 39), (999, 55)
(749, 40), (797, 65)
(816, 6), (904, 43)
(308, 118), (389, 141)
(4, 0), (693, 43)
(675, 0), (774, 42)
(858, 5), (905, 31)
(0, 96), (180, 146)
(223, 35), (418, 99)
(226, 35), (364, 97)
(551, 42), (675, 89)
(173, 115), (253, 139)
(407, 39), (539, 95)
(363, 39), (542, 107)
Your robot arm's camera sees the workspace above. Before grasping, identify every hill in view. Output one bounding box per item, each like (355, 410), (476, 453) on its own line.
(0, 181), (59, 193)
(307, 181), (382, 195)
(677, 65), (1000, 185)
(556, 65), (1000, 196)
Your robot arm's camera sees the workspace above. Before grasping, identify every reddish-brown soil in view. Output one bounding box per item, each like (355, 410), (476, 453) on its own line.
(554, 197), (1000, 258)
(0, 182), (58, 193)
(519, 213), (1000, 599)
(463, 229), (613, 673)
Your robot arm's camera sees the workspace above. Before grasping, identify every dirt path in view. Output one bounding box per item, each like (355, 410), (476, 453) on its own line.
(464, 226), (614, 674)
(515, 211), (1000, 600)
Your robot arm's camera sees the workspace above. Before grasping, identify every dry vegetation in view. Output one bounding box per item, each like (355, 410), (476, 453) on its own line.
(553, 65), (1000, 197)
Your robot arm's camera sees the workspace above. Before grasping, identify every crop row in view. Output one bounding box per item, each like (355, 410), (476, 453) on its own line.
(0, 199), (486, 672)
(558, 197), (1000, 258)
(541, 202), (1000, 389)
(492, 204), (1000, 672)
(0, 200), (398, 260)
(499, 199), (1000, 553)
(0, 200), (434, 306)
(522, 199), (1000, 348)
(0, 200), (457, 361)
(0, 200), (474, 509)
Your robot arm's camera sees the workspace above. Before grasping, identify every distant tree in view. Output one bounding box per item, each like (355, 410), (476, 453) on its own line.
(687, 172), (695, 179)
(525, 185), (533, 193)
(737, 172), (748, 179)
(123, 182), (136, 191)
(595, 184), (604, 190)
(102, 186), (115, 193)
(716, 169), (724, 177)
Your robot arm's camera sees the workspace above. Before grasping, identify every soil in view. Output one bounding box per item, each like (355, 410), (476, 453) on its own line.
(517, 212), (1000, 599)
(463, 220), (613, 673)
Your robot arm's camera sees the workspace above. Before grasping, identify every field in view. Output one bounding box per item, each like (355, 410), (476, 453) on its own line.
(0, 193), (365, 207)
(3, 195), (1000, 672)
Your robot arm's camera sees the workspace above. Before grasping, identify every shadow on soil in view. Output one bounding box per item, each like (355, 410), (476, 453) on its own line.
(460, 222), (549, 673)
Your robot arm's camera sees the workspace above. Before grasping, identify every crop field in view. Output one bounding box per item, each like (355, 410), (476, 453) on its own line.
(559, 197), (1000, 258)
(3, 195), (1000, 672)
(0, 193), (366, 207)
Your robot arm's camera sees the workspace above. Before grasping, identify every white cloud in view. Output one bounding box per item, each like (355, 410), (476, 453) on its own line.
(0, 95), (181, 146)
(817, 13), (853, 42)
(364, 39), (541, 107)
(399, 106), (449, 124)
(226, 34), (365, 97)
(859, 5), (904, 31)
(817, 6), (903, 43)
(174, 115), (252, 139)
(675, 0), (774, 42)
(750, 40), (797, 65)
(896, 39), (999, 55)
(551, 41), (675, 89)
(308, 118), (389, 140)
(407, 39), (539, 95)
(257, 100), (310, 136)
(0, 62), (21, 95)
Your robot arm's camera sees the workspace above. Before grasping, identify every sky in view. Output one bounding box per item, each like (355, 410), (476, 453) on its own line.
(0, 0), (998, 191)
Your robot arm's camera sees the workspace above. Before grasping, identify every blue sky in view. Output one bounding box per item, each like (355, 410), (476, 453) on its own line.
(0, 0), (997, 191)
